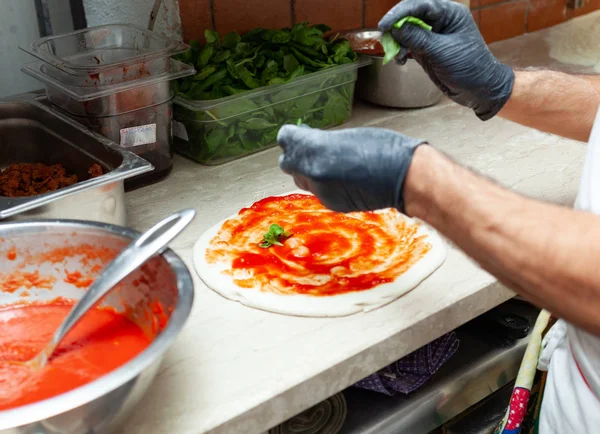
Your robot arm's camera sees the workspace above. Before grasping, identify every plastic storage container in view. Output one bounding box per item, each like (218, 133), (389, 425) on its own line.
(48, 90), (175, 190)
(173, 59), (369, 165)
(21, 25), (195, 189)
(21, 24), (189, 80)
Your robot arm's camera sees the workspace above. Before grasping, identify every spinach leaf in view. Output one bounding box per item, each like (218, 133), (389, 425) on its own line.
(382, 16), (432, 65)
(213, 50), (231, 63)
(381, 33), (401, 66)
(395, 16), (432, 31)
(290, 47), (329, 69)
(199, 43), (214, 66)
(205, 127), (228, 154)
(260, 60), (279, 85)
(192, 65), (217, 81)
(262, 29), (292, 44)
(205, 30), (219, 44)
(283, 54), (300, 73)
(222, 32), (241, 49)
(235, 64), (261, 89)
(241, 118), (277, 130)
(269, 65), (304, 85)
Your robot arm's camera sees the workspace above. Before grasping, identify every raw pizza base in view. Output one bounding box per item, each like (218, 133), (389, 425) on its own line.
(193, 191), (447, 317)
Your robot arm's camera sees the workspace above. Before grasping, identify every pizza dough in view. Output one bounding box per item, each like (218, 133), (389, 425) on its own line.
(193, 191), (446, 317)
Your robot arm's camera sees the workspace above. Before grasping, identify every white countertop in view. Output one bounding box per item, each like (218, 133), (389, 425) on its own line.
(116, 14), (596, 434)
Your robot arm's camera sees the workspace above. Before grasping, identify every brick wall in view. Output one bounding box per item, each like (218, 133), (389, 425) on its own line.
(473, 0), (600, 42)
(178, 0), (600, 44)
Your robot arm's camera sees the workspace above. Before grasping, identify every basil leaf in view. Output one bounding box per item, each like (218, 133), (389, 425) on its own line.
(381, 33), (401, 66)
(382, 16), (432, 65)
(259, 224), (291, 248)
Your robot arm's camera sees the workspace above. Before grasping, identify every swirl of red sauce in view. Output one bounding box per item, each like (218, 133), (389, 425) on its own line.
(206, 194), (431, 296)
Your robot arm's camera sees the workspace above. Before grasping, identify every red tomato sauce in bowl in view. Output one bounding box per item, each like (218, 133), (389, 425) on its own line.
(0, 299), (150, 411)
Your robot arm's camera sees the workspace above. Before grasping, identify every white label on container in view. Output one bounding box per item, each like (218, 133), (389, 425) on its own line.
(172, 120), (189, 142)
(120, 124), (157, 147)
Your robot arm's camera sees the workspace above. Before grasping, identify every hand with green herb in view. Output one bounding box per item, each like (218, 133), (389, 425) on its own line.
(378, 0), (514, 121)
(277, 124), (425, 213)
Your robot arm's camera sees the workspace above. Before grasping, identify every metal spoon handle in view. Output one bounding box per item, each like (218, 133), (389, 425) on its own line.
(40, 209), (196, 366)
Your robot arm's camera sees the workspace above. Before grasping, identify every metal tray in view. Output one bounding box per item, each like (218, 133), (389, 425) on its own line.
(0, 91), (153, 224)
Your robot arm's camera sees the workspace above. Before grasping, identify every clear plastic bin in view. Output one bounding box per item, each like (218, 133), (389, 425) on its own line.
(48, 91), (175, 191)
(22, 56), (195, 190)
(20, 24), (188, 81)
(173, 59), (369, 165)
(22, 58), (194, 104)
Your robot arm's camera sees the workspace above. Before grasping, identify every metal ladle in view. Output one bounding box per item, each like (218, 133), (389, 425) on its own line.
(12, 208), (196, 370)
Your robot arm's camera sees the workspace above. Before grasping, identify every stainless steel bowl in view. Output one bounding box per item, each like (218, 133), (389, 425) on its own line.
(0, 91), (153, 224)
(0, 220), (194, 434)
(340, 29), (443, 108)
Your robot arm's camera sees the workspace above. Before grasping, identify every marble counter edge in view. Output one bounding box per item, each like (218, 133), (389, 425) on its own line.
(210, 281), (514, 434)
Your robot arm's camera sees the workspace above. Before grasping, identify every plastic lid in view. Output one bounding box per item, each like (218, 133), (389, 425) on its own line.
(22, 59), (196, 101)
(21, 24), (189, 74)
(174, 57), (371, 111)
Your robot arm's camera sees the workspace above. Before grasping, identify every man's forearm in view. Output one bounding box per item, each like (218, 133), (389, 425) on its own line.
(404, 145), (600, 334)
(499, 70), (600, 142)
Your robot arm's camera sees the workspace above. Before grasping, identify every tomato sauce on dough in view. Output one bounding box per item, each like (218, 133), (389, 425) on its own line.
(0, 299), (150, 411)
(206, 194), (431, 296)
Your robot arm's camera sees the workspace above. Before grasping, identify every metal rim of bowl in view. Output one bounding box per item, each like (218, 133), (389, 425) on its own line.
(0, 219), (195, 430)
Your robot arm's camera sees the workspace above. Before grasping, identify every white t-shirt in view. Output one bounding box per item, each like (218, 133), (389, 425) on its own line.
(538, 108), (600, 433)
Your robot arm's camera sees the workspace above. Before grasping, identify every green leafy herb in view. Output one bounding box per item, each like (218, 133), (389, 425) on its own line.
(259, 224), (291, 248)
(222, 31), (241, 49)
(173, 23), (358, 164)
(381, 33), (401, 66)
(296, 118), (302, 126)
(394, 16), (432, 31)
(382, 16), (432, 65)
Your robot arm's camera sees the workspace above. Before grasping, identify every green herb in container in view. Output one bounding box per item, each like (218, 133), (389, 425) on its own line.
(173, 23), (363, 165)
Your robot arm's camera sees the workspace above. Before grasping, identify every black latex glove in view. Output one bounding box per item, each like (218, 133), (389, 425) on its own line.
(379, 0), (515, 121)
(277, 124), (425, 213)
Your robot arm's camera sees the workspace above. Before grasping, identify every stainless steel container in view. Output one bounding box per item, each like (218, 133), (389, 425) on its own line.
(340, 29), (443, 108)
(0, 219), (194, 434)
(0, 91), (153, 224)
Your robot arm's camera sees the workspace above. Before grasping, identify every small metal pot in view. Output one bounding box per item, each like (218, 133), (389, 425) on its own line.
(340, 29), (443, 108)
(0, 219), (194, 434)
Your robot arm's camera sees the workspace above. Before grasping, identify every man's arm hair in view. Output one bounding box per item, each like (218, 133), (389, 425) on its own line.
(404, 145), (600, 335)
(499, 70), (600, 142)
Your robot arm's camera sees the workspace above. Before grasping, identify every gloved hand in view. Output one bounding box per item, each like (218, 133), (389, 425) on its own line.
(277, 124), (426, 213)
(378, 0), (515, 121)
